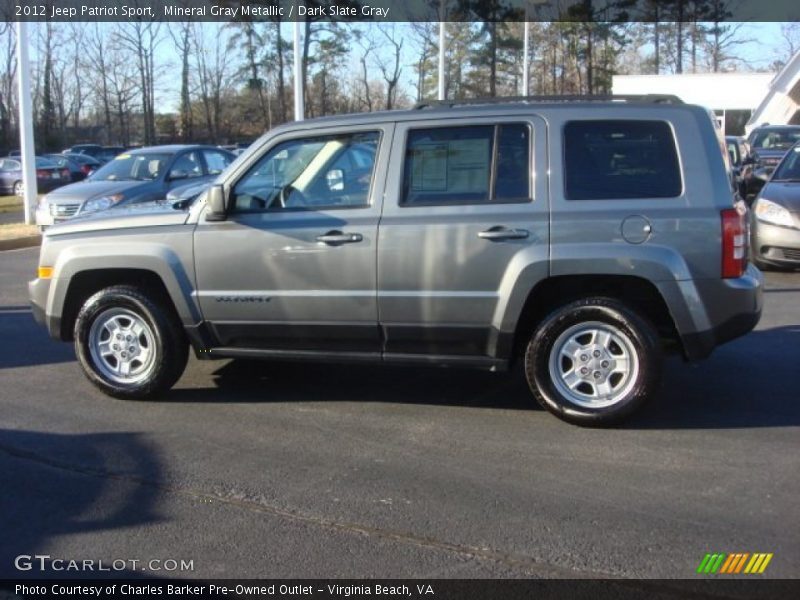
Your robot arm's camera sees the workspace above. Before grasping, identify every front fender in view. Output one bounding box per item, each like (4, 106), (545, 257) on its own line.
(46, 238), (200, 332)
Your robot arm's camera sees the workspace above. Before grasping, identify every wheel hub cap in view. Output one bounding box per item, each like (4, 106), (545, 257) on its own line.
(548, 321), (640, 409)
(88, 308), (156, 385)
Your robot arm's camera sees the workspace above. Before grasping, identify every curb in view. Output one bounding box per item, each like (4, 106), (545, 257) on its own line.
(0, 235), (41, 252)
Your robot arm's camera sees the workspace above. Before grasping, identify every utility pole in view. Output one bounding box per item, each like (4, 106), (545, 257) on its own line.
(16, 21), (38, 225)
(293, 20), (304, 121)
(438, 21), (446, 100)
(523, 21), (530, 96)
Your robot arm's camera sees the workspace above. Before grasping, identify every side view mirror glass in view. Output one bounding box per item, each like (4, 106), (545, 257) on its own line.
(205, 184), (227, 221)
(169, 169), (188, 181)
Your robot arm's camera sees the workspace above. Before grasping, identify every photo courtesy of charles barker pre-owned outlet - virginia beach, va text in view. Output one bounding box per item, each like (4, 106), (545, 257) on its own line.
(0, 1), (799, 599)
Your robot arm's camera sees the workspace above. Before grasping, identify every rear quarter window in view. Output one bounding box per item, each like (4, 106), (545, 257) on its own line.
(564, 120), (682, 200)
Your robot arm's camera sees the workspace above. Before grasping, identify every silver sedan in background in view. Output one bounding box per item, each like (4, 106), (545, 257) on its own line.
(751, 141), (800, 270)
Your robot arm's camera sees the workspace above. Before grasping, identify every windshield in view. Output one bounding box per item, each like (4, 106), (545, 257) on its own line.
(91, 152), (171, 181)
(751, 128), (800, 151)
(771, 145), (800, 181)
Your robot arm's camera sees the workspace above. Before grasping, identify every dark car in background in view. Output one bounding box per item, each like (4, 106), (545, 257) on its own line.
(726, 135), (751, 199)
(744, 125), (800, 198)
(36, 145), (235, 226)
(43, 153), (101, 182)
(62, 144), (126, 164)
(62, 144), (104, 157)
(751, 141), (800, 270)
(0, 156), (70, 196)
(95, 146), (126, 163)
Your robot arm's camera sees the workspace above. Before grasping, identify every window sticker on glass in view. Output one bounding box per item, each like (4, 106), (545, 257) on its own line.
(447, 138), (490, 193)
(410, 143), (448, 191)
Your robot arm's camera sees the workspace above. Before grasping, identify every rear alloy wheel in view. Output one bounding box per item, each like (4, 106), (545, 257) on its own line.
(74, 285), (188, 399)
(525, 297), (662, 426)
(13, 181), (23, 197)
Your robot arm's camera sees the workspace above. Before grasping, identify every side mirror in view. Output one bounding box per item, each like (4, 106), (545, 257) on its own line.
(169, 169), (188, 181)
(205, 184), (228, 221)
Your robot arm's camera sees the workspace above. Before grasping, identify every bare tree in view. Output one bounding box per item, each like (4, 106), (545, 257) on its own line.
(375, 24), (404, 110)
(194, 23), (232, 143)
(168, 21), (195, 141)
(0, 23), (17, 151)
(116, 20), (163, 145)
(85, 24), (114, 143)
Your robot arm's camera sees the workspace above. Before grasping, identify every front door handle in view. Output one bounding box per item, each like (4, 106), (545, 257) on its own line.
(478, 226), (529, 241)
(316, 230), (363, 245)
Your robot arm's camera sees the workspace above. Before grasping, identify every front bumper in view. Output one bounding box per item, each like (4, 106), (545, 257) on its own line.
(28, 277), (61, 339)
(752, 218), (800, 267)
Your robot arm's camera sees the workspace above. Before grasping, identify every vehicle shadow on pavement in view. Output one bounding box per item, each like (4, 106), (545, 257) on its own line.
(0, 307), (75, 369)
(171, 358), (535, 411)
(0, 428), (164, 578)
(629, 325), (800, 429)
(166, 325), (800, 429)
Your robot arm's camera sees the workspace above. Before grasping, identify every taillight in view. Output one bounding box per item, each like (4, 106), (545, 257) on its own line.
(36, 169), (48, 178)
(61, 168), (70, 178)
(721, 206), (747, 278)
(80, 165), (91, 175)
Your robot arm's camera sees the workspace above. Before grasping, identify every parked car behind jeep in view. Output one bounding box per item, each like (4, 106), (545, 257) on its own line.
(35, 145), (235, 227)
(744, 125), (800, 198)
(29, 97), (763, 427)
(751, 141), (800, 270)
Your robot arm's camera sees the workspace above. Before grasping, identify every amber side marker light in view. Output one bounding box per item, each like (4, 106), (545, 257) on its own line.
(37, 266), (54, 279)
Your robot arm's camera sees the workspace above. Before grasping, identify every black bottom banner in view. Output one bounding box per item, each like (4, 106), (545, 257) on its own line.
(2, 579), (800, 600)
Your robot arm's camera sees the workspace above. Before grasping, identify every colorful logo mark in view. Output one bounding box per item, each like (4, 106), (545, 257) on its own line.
(697, 553), (773, 575)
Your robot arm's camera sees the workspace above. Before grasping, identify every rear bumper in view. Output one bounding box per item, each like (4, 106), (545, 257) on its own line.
(660, 265), (764, 361)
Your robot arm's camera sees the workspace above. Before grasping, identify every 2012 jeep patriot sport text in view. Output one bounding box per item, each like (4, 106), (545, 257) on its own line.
(29, 97), (763, 426)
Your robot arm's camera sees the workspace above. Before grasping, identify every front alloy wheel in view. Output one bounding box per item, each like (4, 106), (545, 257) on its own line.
(75, 285), (188, 399)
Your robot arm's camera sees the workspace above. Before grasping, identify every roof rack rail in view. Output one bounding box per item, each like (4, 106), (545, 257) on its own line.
(413, 94), (684, 109)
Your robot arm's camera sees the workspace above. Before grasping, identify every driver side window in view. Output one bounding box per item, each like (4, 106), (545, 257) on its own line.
(231, 131), (379, 212)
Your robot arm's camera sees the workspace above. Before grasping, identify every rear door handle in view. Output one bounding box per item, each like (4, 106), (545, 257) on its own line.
(316, 230), (363, 245)
(478, 226), (529, 241)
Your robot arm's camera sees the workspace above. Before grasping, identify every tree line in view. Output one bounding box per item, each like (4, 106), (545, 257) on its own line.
(0, 12), (797, 154)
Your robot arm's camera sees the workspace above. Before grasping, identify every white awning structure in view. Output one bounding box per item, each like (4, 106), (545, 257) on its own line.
(745, 50), (800, 136)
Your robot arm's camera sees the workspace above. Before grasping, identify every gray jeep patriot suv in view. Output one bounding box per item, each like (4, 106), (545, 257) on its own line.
(29, 96), (763, 426)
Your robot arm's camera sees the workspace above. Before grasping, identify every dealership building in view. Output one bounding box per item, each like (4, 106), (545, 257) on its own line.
(613, 72), (774, 135)
(614, 50), (800, 137)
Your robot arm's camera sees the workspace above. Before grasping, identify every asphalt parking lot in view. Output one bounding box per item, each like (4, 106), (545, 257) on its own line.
(0, 246), (798, 580)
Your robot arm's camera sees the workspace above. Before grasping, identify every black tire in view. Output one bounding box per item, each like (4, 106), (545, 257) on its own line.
(524, 297), (662, 427)
(74, 285), (189, 399)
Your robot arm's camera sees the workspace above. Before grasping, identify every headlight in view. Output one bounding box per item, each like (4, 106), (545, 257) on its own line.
(754, 198), (795, 228)
(82, 194), (124, 213)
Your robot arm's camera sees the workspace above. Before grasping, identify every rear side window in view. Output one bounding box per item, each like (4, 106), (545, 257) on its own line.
(402, 124), (530, 205)
(564, 120), (681, 200)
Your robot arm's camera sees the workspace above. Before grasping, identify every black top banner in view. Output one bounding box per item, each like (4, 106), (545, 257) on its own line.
(5, 0), (800, 23)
